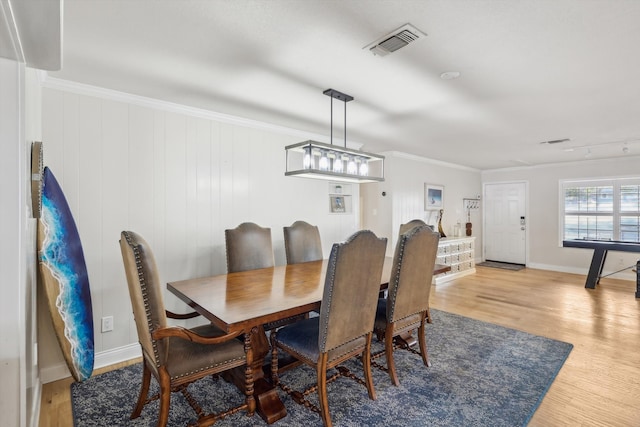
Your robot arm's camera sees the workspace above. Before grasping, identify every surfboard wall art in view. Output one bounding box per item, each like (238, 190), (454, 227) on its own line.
(38, 166), (94, 382)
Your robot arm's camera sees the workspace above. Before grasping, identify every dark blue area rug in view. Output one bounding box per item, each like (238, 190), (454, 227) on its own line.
(71, 310), (572, 426)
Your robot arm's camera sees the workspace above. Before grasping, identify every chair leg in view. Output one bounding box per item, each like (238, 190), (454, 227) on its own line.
(131, 361), (152, 419)
(363, 333), (377, 400)
(384, 325), (400, 386)
(426, 307), (433, 324)
(156, 368), (172, 427)
(317, 353), (332, 427)
(418, 317), (431, 367)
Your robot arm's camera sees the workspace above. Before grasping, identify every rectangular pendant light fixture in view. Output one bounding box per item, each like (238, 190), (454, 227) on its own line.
(285, 89), (385, 183)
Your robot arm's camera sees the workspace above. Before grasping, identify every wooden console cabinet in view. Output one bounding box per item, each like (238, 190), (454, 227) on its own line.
(434, 236), (476, 284)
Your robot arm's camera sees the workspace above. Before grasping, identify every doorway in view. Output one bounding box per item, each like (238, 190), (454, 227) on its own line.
(483, 182), (527, 265)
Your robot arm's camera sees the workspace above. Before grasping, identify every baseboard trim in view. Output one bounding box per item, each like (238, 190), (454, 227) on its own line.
(434, 268), (476, 284)
(40, 343), (141, 384)
(527, 262), (636, 280)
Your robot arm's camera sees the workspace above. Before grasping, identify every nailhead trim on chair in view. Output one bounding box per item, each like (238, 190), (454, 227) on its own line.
(170, 354), (246, 381)
(123, 231), (163, 369)
(387, 231), (406, 322)
(125, 232), (248, 381)
(387, 226), (430, 322)
(319, 244), (338, 352)
(319, 230), (375, 353)
(278, 337), (363, 364)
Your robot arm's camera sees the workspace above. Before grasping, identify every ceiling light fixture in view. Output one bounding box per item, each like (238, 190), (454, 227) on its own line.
(540, 138), (571, 145)
(284, 89), (384, 183)
(561, 138), (640, 154)
(440, 71), (461, 80)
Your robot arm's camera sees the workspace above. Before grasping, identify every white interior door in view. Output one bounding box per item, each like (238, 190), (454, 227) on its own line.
(484, 182), (527, 264)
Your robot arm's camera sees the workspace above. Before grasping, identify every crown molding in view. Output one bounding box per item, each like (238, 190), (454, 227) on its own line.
(482, 153), (640, 174)
(39, 74), (366, 149)
(381, 150), (480, 172)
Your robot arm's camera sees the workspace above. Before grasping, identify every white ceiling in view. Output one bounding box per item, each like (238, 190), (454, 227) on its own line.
(48, 0), (640, 170)
(0, 0), (61, 69)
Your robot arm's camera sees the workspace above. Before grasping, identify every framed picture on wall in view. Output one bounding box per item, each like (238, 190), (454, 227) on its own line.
(330, 195), (346, 213)
(425, 184), (444, 210)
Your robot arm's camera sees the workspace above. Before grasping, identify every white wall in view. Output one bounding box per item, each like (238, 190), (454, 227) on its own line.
(482, 157), (640, 278)
(0, 59), (41, 427)
(362, 152), (482, 256)
(0, 54), (25, 427)
(39, 83), (362, 381)
(24, 67), (41, 427)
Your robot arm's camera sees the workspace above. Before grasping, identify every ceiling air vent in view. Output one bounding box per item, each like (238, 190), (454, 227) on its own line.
(364, 23), (427, 57)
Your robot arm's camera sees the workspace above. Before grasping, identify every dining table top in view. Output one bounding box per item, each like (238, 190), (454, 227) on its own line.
(167, 257), (449, 334)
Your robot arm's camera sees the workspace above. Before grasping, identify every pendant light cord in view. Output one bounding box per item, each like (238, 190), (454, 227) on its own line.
(329, 93), (348, 148)
(344, 98), (347, 149)
(330, 95), (333, 146)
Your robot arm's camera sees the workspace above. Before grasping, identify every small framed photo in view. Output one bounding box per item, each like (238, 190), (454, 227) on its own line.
(425, 184), (444, 210)
(330, 195), (346, 213)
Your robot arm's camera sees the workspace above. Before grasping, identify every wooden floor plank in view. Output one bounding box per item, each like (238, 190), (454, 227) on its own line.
(38, 267), (640, 426)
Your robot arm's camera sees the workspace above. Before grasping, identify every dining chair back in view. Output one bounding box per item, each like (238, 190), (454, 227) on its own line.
(397, 218), (436, 322)
(270, 230), (387, 427)
(120, 231), (255, 426)
(283, 220), (323, 264)
(373, 224), (440, 386)
(225, 222), (274, 273)
(319, 230), (387, 352)
(121, 231), (167, 364)
(399, 218), (430, 235)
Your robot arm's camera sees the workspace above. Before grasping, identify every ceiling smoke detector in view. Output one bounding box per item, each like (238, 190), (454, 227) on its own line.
(364, 23), (427, 57)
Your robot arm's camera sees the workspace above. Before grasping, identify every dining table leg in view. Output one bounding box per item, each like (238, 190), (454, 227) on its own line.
(223, 326), (287, 424)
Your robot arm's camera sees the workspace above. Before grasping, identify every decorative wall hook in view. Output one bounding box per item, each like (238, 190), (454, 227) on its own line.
(463, 198), (480, 210)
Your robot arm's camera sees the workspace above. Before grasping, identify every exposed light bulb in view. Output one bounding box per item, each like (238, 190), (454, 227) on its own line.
(347, 157), (357, 174)
(359, 159), (369, 176)
(332, 152), (344, 173)
(318, 150), (329, 171)
(303, 147), (312, 169)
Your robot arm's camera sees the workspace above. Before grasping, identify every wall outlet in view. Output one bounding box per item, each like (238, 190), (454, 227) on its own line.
(101, 316), (114, 333)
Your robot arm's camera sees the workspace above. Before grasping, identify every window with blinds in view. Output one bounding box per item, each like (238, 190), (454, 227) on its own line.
(562, 179), (640, 242)
(620, 184), (640, 241)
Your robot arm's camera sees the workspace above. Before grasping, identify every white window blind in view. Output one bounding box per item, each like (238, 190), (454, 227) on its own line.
(561, 178), (640, 242)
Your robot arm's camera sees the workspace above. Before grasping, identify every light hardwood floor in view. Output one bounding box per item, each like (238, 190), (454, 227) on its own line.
(39, 266), (640, 426)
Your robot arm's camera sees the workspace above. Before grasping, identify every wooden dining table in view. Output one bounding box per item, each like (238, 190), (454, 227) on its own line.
(167, 257), (449, 424)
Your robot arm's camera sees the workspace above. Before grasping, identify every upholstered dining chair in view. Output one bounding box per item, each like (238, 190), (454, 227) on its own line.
(283, 220), (323, 264)
(398, 218), (435, 323)
(270, 230), (387, 427)
(372, 225), (440, 386)
(399, 218), (430, 235)
(225, 222), (296, 331)
(225, 222), (274, 273)
(119, 231), (255, 427)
